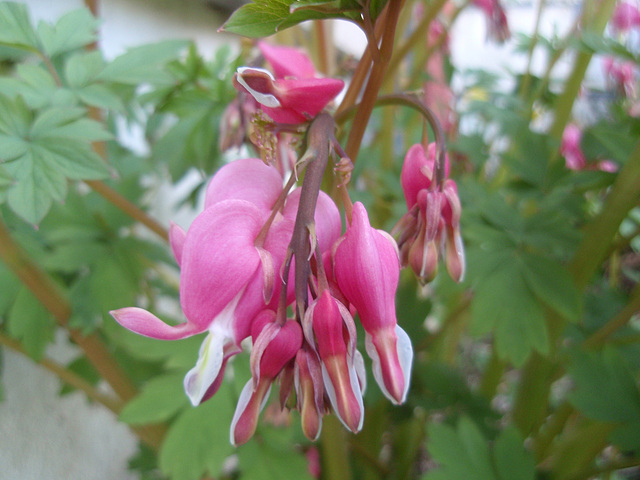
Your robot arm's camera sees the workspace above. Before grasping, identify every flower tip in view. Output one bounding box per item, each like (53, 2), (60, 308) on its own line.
(366, 326), (413, 405)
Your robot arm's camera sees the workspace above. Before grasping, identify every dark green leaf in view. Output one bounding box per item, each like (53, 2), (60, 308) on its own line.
(493, 427), (536, 480)
(520, 252), (581, 322)
(120, 373), (188, 425)
(7, 286), (55, 360)
(425, 417), (497, 480)
(223, 0), (332, 38)
(237, 427), (314, 480)
(568, 347), (640, 449)
(471, 259), (548, 366)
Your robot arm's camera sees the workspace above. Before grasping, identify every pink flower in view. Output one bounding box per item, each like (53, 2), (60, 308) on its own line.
(230, 310), (302, 445)
(295, 347), (326, 441)
(561, 124), (587, 170)
(111, 158), (295, 407)
(304, 290), (365, 432)
(561, 124), (619, 173)
(333, 202), (413, 405)
(472, 0), (511, 42)
(611, 1), (640, 32)
(603, 57), (637, 98)
(233, 43), (344, 124)
(396, 144), (465, 283)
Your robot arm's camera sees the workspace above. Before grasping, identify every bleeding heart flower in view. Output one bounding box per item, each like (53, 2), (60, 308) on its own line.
(333, 202), (413, 405)
(230, 310), (303, 445)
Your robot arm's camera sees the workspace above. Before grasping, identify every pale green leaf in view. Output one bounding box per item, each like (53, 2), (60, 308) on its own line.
(0, 94), (31, 136)
(120, 373), (188, 425)
(29, 106), (85, 138)
(32, 139), (110, 179)
(7, 286), (55, 360)
(0, 2), (39, 51)
(97, 40), (188, 85)
(37, 8), (99, 57)
(159, 386), (235, 480)
(5, 149), (67, 224)
(64, 50), (105, 88)
(0, 133), (28, 161)
(76, 83), (124, 111)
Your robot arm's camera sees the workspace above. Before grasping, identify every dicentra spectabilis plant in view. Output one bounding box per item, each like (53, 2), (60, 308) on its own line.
(1, 1), (640, 479)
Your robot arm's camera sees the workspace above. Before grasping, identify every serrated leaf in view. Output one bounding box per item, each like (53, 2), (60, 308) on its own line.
(0, 133), (27, 161)
(493, 428), (536, 480)
(97, 40), (188, 85)
(37, 8), (99, 58)
(425, 417), (497, 480)
(223, 0), (328, 38)
(568, 347), (640, 449)
(0, 94), (31, 136)
(237, 427), (315, 480)
(29, 106), (85, 138)
(64, 50), (105, 88)
(76, 84), (124, 111)
(159, 385), (235, 480)
(33, 139), (110, 179)
(471, 259), (548, 366)
(120, 373), (188, 425)
(520, 253), (581, 322)
(7, 286), (55, 360)
(5, 149), (67, 224)
(0, 2), (39, 51)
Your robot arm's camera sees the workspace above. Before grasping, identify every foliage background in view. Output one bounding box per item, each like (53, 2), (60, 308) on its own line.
(0, 0), (639, 479)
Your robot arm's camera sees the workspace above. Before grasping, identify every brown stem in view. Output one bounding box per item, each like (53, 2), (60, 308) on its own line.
(84, 180), (168, 241)
(344, 0), (404, 161)
(291, 114), (334, 319)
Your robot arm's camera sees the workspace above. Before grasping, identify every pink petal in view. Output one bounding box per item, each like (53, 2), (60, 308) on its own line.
(169, 222), (186, 266)
(333, 202), (400, 333)
(109, 307), (205, 340)
(365, 325), (413, 405)
(283, 189), (342, 254)
(179, 200), (263, 331)
(258, 41), (317, 79)
(204, 158), (284, 213)
(401, 144), (433, 209)
(230, 378), (272, 446)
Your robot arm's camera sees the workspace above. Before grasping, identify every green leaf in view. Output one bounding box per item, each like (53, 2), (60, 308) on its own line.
(237, 427), (315, 480)
(64, 50), (105, 88)
(568, 347), (640, 450)
(37, 8), (99, 58)
(97, 40), (188, 85)
(76, 84), (124, 111)
(4, 149), (67, 225)
(120, 373), (188, 425)
(223, 0), (330, 38)
(32, 138), (110, 179)
(159, 385), (235, 480)
(0, 133), (27, 161)
(7, 286), (55, 360)
(425, 417), (497, 480)
(520, 253), (581, 322)
(471, 259), (548, 366)
(0, 2), (39, 51)
(0, 94), (31, 137)
(0, 264), (20, 315)
(493, 428), (536, 480)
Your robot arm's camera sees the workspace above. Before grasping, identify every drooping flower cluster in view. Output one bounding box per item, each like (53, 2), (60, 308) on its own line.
(111, 156), (412, 444)
(393, 143), (465, 284)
